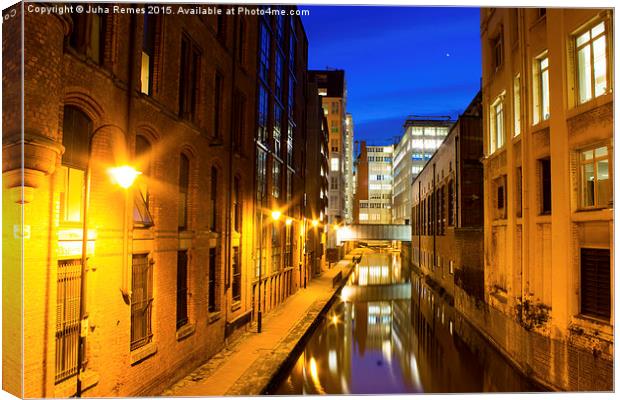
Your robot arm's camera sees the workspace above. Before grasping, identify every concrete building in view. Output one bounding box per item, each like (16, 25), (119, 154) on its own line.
(344, 113), (355, 224)
(476, 7), (613, 390)
(410, 92), (484, 300)
(2, 5), (313, 397)
(307, 70), (349, 245)
(392, 117), (453, 225)
(354, 142), (393, 224)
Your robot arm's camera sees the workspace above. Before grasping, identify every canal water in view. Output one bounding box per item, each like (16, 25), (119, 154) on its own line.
(273, 250), (542, 395)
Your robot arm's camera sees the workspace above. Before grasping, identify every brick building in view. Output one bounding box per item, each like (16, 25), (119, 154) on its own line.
(3, 4), (313, 397)
(477, 8), (613, 390)
(410, 92), (484, 299)
(392, 116), (453, 225)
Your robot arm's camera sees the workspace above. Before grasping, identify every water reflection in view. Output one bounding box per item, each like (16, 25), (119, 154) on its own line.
(274, 250), (541, 395)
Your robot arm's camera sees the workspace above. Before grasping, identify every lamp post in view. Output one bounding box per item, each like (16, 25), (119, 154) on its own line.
(76, 164), (139, 397)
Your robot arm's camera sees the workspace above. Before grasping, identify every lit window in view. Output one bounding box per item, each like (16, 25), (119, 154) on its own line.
(359, 213), (369, 221)
(576, 21), (608, 104)
(141, 14), (159, 95)
(579, 146), (611, 209)
(513, 74), (521, 136)
(331, 157), (339, 172)
(489, 96), (505, 154)
(534, 54), (550, 123)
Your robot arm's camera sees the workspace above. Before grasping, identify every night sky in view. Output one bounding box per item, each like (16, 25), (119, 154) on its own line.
(301, 6), (481, 145)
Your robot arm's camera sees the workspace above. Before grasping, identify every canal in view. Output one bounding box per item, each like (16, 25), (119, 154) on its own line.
(273, 249), (543, 394)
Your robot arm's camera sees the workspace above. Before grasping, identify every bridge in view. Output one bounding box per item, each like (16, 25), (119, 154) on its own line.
(336, 224), (411, 243)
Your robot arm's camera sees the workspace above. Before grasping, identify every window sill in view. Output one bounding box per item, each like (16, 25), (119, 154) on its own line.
(531, 119), (550, 132)
(231, 301), (242, 312)
(208, 311), (222, 324)
(570, 315), (613, 341)
(130, 341), (157, 365)
(572, 208), (613, 222)
(567, 92), (613, 120)
(54, 370), (99, 397)
(176, 323), (196, 341)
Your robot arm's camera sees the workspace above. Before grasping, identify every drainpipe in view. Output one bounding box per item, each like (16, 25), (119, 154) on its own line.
(224, 13), (239, 333)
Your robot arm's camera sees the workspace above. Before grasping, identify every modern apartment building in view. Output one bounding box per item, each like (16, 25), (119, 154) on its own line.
(344, 113), (355, 223)
(2, 5), (314, 397)
(392, 116), (453, 224)
(307, 70), (349, 244)
(478, 7), (613, 390)
(354, 142), (394, 224)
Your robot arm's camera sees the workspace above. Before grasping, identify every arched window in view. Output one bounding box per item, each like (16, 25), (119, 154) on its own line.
(60, 106), (92, 223)
(134, 135), (154, 227)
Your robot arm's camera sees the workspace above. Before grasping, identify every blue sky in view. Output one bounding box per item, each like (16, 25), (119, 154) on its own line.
(302, 6), (481, 145)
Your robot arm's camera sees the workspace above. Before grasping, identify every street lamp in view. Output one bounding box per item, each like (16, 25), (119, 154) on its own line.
(77, 164), (139, 397)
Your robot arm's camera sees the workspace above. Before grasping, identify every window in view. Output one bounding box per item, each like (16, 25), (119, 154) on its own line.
(259, 22), (270, 82)
(330, 176), (338, 190)
(275, 51), (284, 101)
(208, 248), (217, 312)
(331, 157), (339, 172)
(256, 149), (267, 202)
(69, 13), (107, 64)
(494, 175), (507, 220)
(214, 72), (223, 138)
(55, 259), (81, 383)
(232, 247), (241, 302)
(233, 177), (241, 232)
(272, 160), (281, 198)
(131, 254), (153, 351)
(534, 54), (550, 123)
(580, 248), (610, 320)
(331, 101), (339, 114)
(287, 123), (294, 167)
(257, 85), (269, 144)
(271, 224), (281, 272)
(491, 30), (503, 72)
(331, 139), (339, 152)
(176, 250), (189, 329)
(580, 146), (611, 209)
(516, 167), (523, 217)
(179, 35), (201, 122)
(448, 180), (455, 226)
(540, 158), (551, 214)
(210, 167), (218, 231)
(178, 154), (190, 230)
(134, 136), (154, 227)
(489, 96), (505, 153)
(575, 21), (608, 104)
(273, 105), (283, 157)
(513, 75), (521, 136)
(60, 106), (92, 223)
(141, 14), (159, 95)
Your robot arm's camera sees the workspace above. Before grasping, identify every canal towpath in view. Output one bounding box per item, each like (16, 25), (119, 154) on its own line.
(161, 248), (368, 396)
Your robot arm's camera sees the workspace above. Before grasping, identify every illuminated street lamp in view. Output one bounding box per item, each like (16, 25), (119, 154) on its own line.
(285, 217), (293, 226)
(271, 209), (282, 221)
(77, 164), (139, 397)
(312, 219), (319, 228)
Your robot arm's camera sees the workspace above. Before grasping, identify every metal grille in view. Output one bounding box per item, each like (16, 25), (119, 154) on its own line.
(177, 250), (189, 328)
(208, 248), (217, 312)
(232, 247), (241, 302)
(55, 259), (82, 383)
(131, 254), (153, 351)
(581, 248), (611, 319)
